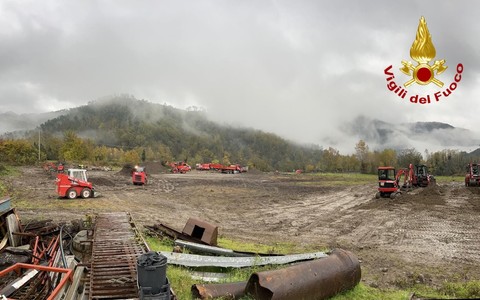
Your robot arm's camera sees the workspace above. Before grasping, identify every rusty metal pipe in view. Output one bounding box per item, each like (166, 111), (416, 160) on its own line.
(245, 248), (361, 300)
(191, 282), (247, 299)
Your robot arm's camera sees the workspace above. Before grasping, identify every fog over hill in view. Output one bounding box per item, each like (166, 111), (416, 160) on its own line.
(0, 110), (65, 134)
(337, 116), (480, 153)
(2, 99), (479, 155)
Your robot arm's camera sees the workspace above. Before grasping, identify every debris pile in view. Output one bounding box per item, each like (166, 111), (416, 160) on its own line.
(0, 208), (85, 299)
(147, 218), (361, 300)
(0, 211), (178, 300)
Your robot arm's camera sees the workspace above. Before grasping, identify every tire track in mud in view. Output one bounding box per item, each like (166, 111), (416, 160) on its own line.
(345, 183), (480, 267)
(224, 184), (376, 241)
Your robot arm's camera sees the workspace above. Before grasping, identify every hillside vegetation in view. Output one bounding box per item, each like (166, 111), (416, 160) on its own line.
(1, 95), (480, 174)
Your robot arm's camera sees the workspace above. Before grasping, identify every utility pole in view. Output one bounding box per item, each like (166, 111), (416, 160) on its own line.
(38, 129), (41, 161)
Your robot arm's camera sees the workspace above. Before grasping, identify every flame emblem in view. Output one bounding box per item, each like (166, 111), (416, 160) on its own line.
(400, 17), (447, 87)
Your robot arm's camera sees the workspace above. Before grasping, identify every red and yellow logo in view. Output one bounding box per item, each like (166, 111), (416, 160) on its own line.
(384, 16), (463, 104)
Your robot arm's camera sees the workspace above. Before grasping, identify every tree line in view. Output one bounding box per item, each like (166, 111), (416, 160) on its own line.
(1, 135), (478, 176)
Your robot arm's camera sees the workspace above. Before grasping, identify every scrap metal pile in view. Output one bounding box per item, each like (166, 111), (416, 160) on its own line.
(0, 208), (175, 300)
(0, 207), (85, 299)
(147, 218), (362, 300)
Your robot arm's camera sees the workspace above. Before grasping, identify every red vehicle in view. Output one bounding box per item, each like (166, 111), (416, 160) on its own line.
(169, 162), (191, 173)
(196, 163), (211, 171)
(376, 164), (434, 199)
(411, 164), (434, 187)
(209, 163), (223, 171)
(219, 164), (243, 174)
(465, 162), (480, 186)
(43, 162), (65, 173)
(196, 162), (248, 173)
(56, 169), (95, 199)
(376, 167), (408, 199)
(132, 166), (148, 185)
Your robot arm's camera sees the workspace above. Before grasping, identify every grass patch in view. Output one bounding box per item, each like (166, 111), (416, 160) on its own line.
(331, 283), (409, 300)
(217, 236), (301, 254)
(438, 280), (480, 298)
(0, 165), (17, 197)
(434, 175), (465, 183)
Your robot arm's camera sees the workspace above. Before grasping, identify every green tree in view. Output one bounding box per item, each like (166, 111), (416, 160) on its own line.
(123, 150), (140, 164)
(0, 139), (38, 165)
(379, 149), (397, 167)
(321, 147), (340, 172)
(355, 140), (370, 173)
(60, 131), (87, 162)
(397, 148), (423, 168)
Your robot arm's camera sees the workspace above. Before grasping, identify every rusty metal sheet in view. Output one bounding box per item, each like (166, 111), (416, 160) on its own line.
(192, 282), (246, 300)
(182, 217), (218, 246)
(244, 248), (361, 300)
(160, 251), (327, 268)
(147, 223), (211, 245)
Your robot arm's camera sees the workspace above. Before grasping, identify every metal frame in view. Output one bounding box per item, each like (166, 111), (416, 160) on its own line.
(0, 263), (73, 300)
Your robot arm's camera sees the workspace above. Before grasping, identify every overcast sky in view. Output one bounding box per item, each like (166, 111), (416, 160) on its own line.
(0, 0), (478, 152)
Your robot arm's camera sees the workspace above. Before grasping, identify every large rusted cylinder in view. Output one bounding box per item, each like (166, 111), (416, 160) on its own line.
(245, 248), (361, 300)
(192, 282), (247, 299)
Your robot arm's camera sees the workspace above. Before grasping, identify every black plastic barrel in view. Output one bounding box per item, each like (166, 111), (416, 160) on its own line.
(139, 279), (171, 300)
(137, 251), (168, 295)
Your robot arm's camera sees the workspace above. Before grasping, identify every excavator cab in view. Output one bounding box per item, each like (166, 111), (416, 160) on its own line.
(414, 164), (431, 187)
(376, 167), (398, 198)
(465, 163), (480, 186)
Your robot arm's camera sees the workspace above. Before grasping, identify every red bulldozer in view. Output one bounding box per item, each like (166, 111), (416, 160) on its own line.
(132, 166), (148, 185)
(465, 162), (480, 186)
(56, 168), (95, 199)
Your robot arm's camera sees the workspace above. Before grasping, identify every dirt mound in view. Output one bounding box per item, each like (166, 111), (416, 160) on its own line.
(144, 161), (170, 174)
(396, 185), (446, 206)
(117, 164), (135, 176)
(89, 177), (117, 186)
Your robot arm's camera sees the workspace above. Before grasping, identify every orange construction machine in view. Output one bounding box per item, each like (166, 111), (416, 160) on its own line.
(132, 166), (148, 185)
(56, 169), (95, 199)
(465, 162), (480, 186)
(169, 162), (191, 174)
(376, 166), (409, 199)
(376, 164), (434, 199)
(412, 164), (434, 187)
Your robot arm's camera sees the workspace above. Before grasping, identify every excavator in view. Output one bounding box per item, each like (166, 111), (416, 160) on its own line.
(376, 164), (434, 199)
(465, 162), (480, 186)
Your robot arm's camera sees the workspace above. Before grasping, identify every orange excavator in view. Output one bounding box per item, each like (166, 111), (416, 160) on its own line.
(465, 162), (480, 186)
(376, 164), (434, 199)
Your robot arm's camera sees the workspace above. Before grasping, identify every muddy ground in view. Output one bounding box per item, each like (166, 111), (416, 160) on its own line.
(5, 166), (480, 290)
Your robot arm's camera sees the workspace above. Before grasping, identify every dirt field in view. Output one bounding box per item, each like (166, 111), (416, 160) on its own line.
(5, 166), (480, 290)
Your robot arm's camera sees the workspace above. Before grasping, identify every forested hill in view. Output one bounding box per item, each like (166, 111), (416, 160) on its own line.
(39, 95), (323, 171)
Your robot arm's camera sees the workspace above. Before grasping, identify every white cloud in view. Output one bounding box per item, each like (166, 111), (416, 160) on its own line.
(0, 0), (478, 152)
